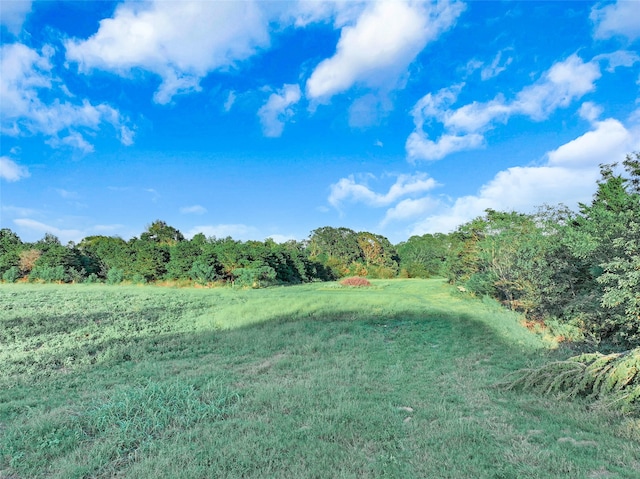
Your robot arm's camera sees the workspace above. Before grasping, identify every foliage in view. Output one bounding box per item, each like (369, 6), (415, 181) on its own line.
(0, 228), (22, 276)
(29, 265), (66, 283)
(233, 264), (277, 288)
(18, 248), (41, 274)
(140, 220), (185, 244)
(396, 233), (450, 278)
(106, 267), (124, 284)
(500, 348), (640, 414)
(2, 266), (20, 283)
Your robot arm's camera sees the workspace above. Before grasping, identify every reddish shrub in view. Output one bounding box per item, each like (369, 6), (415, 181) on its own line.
(340, 276), (372, 287)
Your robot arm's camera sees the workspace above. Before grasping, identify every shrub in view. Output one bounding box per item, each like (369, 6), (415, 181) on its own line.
(106, 268), (124, 284)
(500, 348), (640, 414)
(2, 266), (20, 283)
(67, 268), (87, 283)
(132, 273), (147, 285)
(234, 266), (277, 288)
(340, 276), (372, 287)
(30, 265), (66, 283)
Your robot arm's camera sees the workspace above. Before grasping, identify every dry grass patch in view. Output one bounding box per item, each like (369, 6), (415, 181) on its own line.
(339, 277), (372, 287)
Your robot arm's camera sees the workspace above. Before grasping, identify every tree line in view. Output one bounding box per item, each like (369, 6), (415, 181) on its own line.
(0, 223), (402, 288)
(2, 153), (639, 346)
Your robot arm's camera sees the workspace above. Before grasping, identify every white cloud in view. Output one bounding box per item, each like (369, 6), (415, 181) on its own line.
(407, 54), (602, 161)
(513, 55), (601, 120)
(46, 131), (95, 154)
(480, 49), (513, 80)
(1, 205), (36, 217)
(409, 115), (640, 235)
(594, 50), (640, 72)
(591, 0), (640, 41)
(0, 0), (32, 35)
(547, 118), (633, 168)
(65, 1), (270, 104)
(13, 218), (85, 243)
(55, 189), (79, 199)
(579, 102), (603, 122)
(283, 0), (365, 28)
(329, 172), (438, 208)
(1, 43), (133, 149)
(406, 131), (484, 161)
(0, 156), (29, 181)
(306, 0), (464, 101)
(186, 224), (260, 241)
(224, 91), (236, 112)
(258, 84), (302, 137)
(381, 196), (440, 227)
(180, 205), (207, 215)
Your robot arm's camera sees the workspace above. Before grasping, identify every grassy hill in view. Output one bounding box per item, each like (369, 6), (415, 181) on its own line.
(1, 279), (639, 478)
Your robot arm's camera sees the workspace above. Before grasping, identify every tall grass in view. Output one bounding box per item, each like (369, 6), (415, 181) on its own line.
(1, 280), (639, 478)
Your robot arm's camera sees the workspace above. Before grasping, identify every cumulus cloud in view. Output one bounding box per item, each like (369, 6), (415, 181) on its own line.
(547, 117), (633, 168)
(258, 84), (302, 137)
(408, 112), (640, 235)
(0, 0), (32, 35)
(1, 43), (133, 150)
(329, 172), (438, 208)
(407, 54), (602, 161)
(0, 156), (29, 181)
(65, 1), (270, 104)
(180, 205), (207, 215)
(306, 0), (464, 102)
(381, 196), (440, 227)
(591, 0), (640, 41)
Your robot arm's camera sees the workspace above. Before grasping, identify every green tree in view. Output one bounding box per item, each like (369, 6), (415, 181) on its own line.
(0, 228), (23, 277)
(141, 220), (185, 245)
(396, 233), (451, 278)
(77, 236), (131, 278)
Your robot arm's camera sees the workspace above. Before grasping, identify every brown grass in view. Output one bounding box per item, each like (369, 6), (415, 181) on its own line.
(339, 276), (372, 287)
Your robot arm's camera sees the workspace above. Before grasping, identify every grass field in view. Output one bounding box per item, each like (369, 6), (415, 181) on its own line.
(1, 279), (639, 478)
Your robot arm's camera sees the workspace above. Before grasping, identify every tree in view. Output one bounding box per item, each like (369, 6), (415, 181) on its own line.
(396, 233), (450, 278)
(0, 228), (23, 277)
(140, 220), (185, 245)
(77, 236), (131, 278)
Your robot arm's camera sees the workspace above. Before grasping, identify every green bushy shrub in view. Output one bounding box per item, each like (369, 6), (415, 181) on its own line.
(2, 266), (20, 283)
(106, 268), (124, 284)
(30, 265), (66, 283)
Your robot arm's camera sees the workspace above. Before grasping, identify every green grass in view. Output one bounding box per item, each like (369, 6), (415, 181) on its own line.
(1, 279), (639, 478)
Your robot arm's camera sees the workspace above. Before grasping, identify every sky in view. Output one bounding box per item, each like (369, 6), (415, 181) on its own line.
(1, 0), (640, 245)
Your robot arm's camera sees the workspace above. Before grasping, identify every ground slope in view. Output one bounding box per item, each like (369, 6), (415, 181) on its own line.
(1, 280), (639, 478)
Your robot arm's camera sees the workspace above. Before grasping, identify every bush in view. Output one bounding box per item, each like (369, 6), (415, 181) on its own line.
(340, 276), (372, 287)
(30, 265), (66, 283)
(132, 273), (147, 285)
(67, 268), (87, 283)
(2, 266), (20, 283)
(106, 268), (124, 285)
(234, 266), (277, 288)
(189, 261), (218, 285)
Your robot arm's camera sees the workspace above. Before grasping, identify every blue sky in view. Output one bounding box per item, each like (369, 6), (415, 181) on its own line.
(1, 0), (639, 244)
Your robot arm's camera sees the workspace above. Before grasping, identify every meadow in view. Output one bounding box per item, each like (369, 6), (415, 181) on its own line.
(1, 279), (639, 478)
